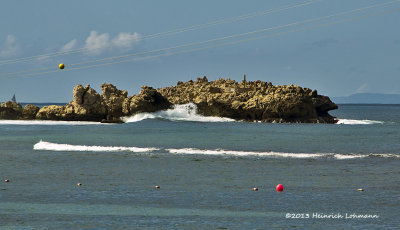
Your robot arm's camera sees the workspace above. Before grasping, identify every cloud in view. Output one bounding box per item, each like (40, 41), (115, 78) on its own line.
(84, 31), (141, 55)
(112, 32), (141, 49)
(60, 39), (78, 52)
(0, 35), (19, 57)
(355, 83), (369, 94)
(85, 31), (111, 55)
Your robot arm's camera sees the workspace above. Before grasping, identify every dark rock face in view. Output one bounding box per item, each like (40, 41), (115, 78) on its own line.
(22, 104), (40, 119)
(0, 78), (338, 123)
(0, 101), (23, 119)
(101, 83), (128, 120)
(122, 86), (172, 115)
(0, 102), (40, 120)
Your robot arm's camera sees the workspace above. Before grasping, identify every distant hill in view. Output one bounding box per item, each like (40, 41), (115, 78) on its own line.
(332, 93), (400, 104)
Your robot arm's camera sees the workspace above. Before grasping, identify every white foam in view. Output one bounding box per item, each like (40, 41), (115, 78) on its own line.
(33, 140), (159, 153)
(333, 154), (368, 160)
(336, 119), (384, 125)
(166, 148), (326, 158)
(167, 148), (400, 159)
(123, 103), (235, 123)
(369, 153), (400, 158)
(0, 120), (103, 126)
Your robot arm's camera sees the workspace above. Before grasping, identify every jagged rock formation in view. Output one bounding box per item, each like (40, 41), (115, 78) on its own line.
(33, 83), (169, 123)
(36, 84), (108, 121)
(22, 104), (40, 119)
(0, 77), (338, 123)
(158, 77), (338, 123)
(0, 102), (40, 120)
(122, 86), (172, 115)
(101, 83), (128, 120)
(0, 101), (23, 119)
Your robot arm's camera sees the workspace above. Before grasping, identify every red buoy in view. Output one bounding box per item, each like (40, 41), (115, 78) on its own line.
(4, 179), (10, 183)
(276, 184), (284, 192)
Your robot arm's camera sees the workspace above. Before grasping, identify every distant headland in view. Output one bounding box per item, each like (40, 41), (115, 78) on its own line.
(0, 77), (338, 123)
(333, 93), (400, 104)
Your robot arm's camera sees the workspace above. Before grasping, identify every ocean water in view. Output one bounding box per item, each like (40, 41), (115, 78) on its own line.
(0, 104), (399, 229)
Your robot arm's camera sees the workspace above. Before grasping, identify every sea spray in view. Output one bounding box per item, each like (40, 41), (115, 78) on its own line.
(122, 103), (235, 123)
(336, 119), (384, 125)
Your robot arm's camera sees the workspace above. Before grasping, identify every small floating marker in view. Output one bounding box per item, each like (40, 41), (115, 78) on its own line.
(77, 183), (82, 186)
(59, 63), (65, 69)
(276, 184), (284, 192)
(4, 179), (10, 183)
(357, 188), (364, 192)
(252, 187), (259, 191)
(154, 185), (160, 189)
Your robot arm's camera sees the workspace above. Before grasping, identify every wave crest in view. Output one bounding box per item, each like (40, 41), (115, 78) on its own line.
(122, 103), (235, 123)
(0, 120), (102, 125)
(336, 119), (384, 125)
(166, 148), (326, 158)
(33, 140), (159, 153)
(167, 148), (400, 159)
(33, 141), (400, 159)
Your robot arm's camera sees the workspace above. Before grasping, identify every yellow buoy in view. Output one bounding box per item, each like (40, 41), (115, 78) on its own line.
(59, 63), (65, 69)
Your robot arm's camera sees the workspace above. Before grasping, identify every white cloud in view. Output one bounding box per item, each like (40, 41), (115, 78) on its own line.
(84, 30), (141, 55)
(112, 32), (141, 49)
(60, 39), (78, 52)
(85, 31), (111, 55)
(0, 35), (19, 57)
(355, 83), (369, 94)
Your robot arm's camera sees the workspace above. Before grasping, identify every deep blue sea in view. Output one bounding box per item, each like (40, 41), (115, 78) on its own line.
(1, 104), (399, 229)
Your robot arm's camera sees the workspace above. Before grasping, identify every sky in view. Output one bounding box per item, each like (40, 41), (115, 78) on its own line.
(1, 0), (400, 102)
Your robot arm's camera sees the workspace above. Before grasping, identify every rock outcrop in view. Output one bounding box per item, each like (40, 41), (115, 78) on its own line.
(0, 77), (338, 123)
(33, 84), (171, 123)
(158, 77), (338, 123)
(36, 84), (107, 121)
(101, 83), (128, 120)
(0, 101), (23, 119)
(22, 104), (40, 119)
(122, 86), (172, 115)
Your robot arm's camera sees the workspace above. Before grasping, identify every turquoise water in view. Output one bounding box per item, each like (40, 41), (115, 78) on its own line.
(1, 104), (399, 229)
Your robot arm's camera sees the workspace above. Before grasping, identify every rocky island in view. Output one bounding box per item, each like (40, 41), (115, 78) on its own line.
(0, 77), (338, 123)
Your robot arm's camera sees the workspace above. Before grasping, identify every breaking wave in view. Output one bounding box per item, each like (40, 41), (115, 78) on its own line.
(0, 120), (102, 126)
(166, 148), (325, 158)
(33, 140), (159, 153)
(123, 103), (234, 123)
(33, 141), (399, 159)
(166, 148), (400, 159)
(336, 119), (384, 125)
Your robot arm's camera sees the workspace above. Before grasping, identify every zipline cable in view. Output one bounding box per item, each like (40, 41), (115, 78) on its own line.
(4, 7), (399, 79)
(1, 0), (398, 77)
(0, 0), (321, 66)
